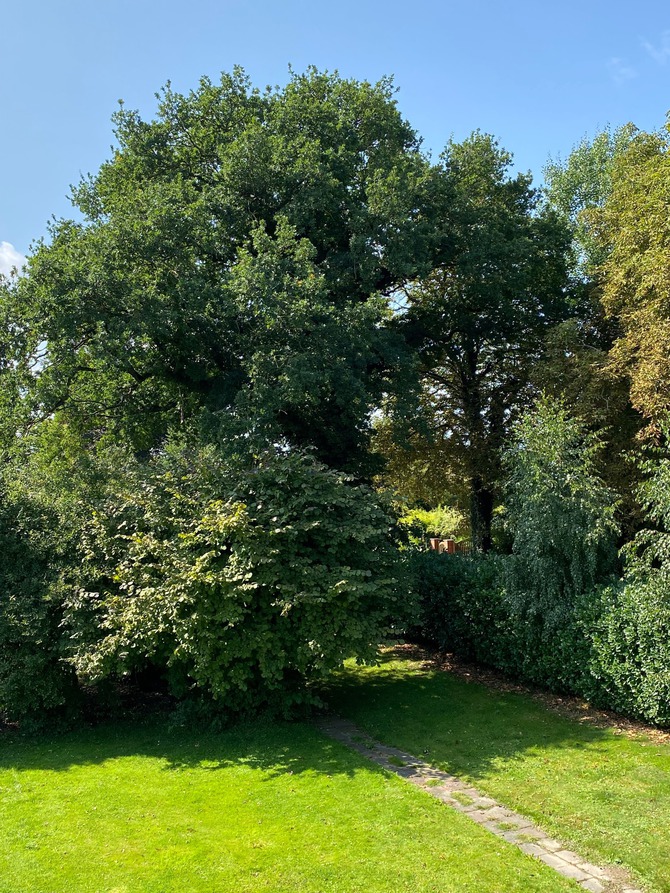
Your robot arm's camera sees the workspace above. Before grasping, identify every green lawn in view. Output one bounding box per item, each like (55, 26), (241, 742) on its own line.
(325, 654), (670, 893)
(0, 715), (574, 893)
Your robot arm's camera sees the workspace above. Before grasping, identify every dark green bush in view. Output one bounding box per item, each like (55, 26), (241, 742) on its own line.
(410, 402), (670, 726)
(411, 552), (670, 725)
(410, 551), (516, 668)
(581, 580), (670, 724)
(0, 491), (79, 726)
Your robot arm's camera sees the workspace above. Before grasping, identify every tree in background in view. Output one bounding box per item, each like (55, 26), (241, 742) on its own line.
(593, 127), (670, 426)
(395, 133), (571, 550)
(371, 392), (468, 510)
(539, 126), (644, 534)
(544, 125), (637, 279)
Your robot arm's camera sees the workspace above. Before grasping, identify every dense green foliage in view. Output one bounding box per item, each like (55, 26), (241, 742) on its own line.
(596, 129), (670, 425)
(0, 486), (78, 725)
(389, 133), (572, 549)
(585, 432), (670, 723)
(410, 398), (670, 725)
(0, 69), (435, 723)
(3, 68), (670, 729)
(66, 434), (405, 715)
(503, 398), (619, 630)
(9, 68), (437, 471)
(397, 505), (466, 542)
(543, 124), (637, 278)
(412, 538), (670, 726)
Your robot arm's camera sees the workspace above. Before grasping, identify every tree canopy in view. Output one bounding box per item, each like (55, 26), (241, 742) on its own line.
(9, 68), (439, 472)
(593, 128), (670, 426)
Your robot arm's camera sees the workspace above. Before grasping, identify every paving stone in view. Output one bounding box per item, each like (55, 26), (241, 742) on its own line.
(467, 808), (500, 824)
(537, 853), (590, 882)
(518, 842), (547, 857)
(450, 801), (477, 813)
(501, 830), (523, 843)
(512, 827), (546, 841)
(471, 796), (497, 808)
(435, 777), (465, 790)
(394, 766), (420, 779)
(459, 787), (483, 799)
(431, 789), (460, 804)
(482, 821), (508, 837)
(555, 849), (584, 865)
(484, 806), (521, 821)
(577, 863), (610, 880)
(537, 838), (563, 852)
(580, 879), (605, 893)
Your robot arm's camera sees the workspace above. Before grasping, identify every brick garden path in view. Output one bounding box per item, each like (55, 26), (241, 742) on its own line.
(316, 716), (644, 893)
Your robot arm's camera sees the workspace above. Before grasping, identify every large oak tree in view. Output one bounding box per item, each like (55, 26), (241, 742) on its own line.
(8, 68), (440, 472)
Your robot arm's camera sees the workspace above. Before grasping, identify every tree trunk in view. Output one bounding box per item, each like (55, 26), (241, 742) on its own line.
(470, 477), (494, 553)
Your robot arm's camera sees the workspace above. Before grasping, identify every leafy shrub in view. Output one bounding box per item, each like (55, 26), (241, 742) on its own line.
(409, 401), (670, 726)
(584, 580), (670, 724)
(409, 551), (515, 666)
(582, 428), (670, 724)
(501, 397), (620, 689)
(68, 436), (406, 716)
(398, 505), (467, 546)
(504, 396), (619, 616)
(0, 488), (79, 726)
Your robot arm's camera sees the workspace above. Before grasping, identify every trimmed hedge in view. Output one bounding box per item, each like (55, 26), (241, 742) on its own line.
(411, 551), (670, 727)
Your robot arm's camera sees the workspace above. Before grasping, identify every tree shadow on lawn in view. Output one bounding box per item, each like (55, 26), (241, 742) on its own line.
(1, 654), (660, 786)
(0, 713), (382, 781)
(319, 652), (645, 783)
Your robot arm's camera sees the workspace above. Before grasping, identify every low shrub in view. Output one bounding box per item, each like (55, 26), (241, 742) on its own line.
(411, 552), (670, 726)
(409, 551), (516, 668)
(583, 579), (670, 725)
(409, 401), (670, 726)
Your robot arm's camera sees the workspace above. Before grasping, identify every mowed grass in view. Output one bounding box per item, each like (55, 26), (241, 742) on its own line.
(0, 716), (575, 893)
(325, 655), (670, 893)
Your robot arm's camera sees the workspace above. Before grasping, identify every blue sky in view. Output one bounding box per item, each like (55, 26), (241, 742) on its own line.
(2, 0), (669, 271)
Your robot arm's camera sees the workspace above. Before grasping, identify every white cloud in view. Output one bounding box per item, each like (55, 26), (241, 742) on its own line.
(608, 57), (638, 85)
(642, 30), (670, 65)
(0, 241), (26, 278)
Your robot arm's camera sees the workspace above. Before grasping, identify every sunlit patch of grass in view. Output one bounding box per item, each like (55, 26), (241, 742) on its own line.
(326, 657), (670, 893)
(0, 716), (574, 893)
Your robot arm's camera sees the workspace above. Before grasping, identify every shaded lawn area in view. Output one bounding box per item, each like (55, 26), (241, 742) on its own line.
(324, 655), (670, 893)
(0, 716), (575, 893)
